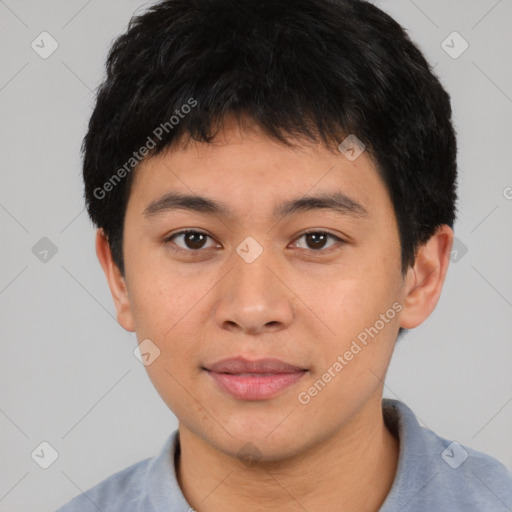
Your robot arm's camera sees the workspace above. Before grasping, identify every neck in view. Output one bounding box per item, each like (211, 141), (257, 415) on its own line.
(176, 397), (399, 512)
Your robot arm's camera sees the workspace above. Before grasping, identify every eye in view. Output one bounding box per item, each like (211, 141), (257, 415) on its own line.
(164, 229), (344, 254)
(165, 229), (219, 252)
(292, 230), (344, 251)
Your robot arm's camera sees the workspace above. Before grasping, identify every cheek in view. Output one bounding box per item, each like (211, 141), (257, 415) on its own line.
(297, 288), (400, 419)
(295, 261), (401, 378)
(126, 244), (206, 338)
(126, 262), (215, 369)
(130, 276), (207, 414)
(128, 279), (178, 338)
(297, 261), (398, 331)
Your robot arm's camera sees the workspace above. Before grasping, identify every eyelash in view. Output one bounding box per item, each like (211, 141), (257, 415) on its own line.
(163, 229), (345, 254)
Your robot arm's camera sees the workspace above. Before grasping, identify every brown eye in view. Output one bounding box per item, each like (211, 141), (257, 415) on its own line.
(166, 230), (218, 251)
(293, 231), (342, 251)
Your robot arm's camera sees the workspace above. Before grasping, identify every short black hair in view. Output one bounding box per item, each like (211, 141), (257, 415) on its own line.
(83, 0), (457, 276)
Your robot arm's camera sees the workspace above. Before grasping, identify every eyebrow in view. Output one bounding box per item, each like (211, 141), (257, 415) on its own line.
(143, 190), (368, 219)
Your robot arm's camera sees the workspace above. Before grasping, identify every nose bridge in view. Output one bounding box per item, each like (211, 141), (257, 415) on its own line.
(214, 237), (294, 333)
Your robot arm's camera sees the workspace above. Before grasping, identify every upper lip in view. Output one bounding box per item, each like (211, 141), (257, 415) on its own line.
(205, 357), (306, 374)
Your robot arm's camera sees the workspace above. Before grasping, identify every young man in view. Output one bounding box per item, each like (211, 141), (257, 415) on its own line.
(55, 0), (512, 510)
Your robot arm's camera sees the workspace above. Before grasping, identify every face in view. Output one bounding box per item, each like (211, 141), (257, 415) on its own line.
(116, 117), (410, 461)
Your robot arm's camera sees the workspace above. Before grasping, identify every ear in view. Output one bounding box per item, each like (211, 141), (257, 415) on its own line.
(399, 224), (454, 329)
(95, 229), (135, 332)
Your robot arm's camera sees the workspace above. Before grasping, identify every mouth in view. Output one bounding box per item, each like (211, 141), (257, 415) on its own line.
(203, 357), (307, 401)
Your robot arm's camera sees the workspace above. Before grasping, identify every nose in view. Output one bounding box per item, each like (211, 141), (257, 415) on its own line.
(213, 246), (295, 335)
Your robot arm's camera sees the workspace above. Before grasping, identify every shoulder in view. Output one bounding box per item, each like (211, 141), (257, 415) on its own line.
(53, 456), (152, 512)
(382, 399), (512, 511)
(53, 431), (182, 512)
(422, 427), (512, 508)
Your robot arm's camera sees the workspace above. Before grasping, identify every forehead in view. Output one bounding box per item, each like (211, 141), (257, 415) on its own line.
(128, 119), (392, 222)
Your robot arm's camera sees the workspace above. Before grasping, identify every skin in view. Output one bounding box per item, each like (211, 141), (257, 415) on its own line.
(96, 116), (453, 512)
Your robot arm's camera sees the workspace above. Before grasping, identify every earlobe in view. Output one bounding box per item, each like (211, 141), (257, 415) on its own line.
(399, 225), (454, 329)
(95, 229), (136, 332)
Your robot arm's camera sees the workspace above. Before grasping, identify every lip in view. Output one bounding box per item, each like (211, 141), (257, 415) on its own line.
(204, 357), (307, 401)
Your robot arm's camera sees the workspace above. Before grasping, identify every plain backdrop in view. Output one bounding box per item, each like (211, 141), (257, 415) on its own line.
(1, 0), (511, 510)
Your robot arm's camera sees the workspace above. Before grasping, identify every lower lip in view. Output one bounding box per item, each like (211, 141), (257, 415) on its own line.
(206, 370), (306, 400)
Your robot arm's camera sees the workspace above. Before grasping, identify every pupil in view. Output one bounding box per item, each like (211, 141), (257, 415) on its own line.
(186, 232), (206, 249)
(307, 233), (326, 249)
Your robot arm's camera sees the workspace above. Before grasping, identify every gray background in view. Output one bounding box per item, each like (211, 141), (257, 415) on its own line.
(1, 0), (511, 510)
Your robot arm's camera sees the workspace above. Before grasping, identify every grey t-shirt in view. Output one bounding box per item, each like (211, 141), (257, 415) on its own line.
(54, 399), (512, 511)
